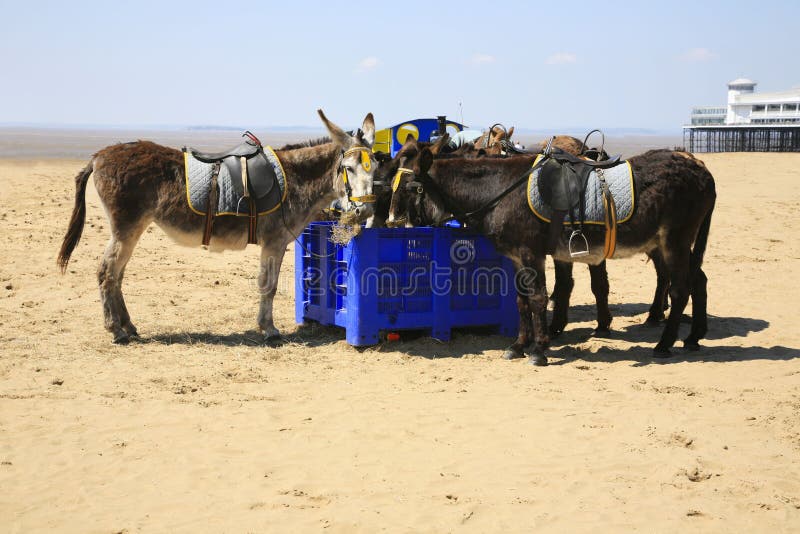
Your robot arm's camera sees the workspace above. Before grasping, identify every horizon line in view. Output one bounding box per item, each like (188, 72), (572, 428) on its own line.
(0, 122), (682, 136)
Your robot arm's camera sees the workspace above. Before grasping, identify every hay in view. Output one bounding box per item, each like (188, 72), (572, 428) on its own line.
(329, 210), (363, 245)
(330, 223), (361, 245)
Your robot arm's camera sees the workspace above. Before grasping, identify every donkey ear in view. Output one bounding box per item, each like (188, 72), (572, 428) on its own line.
(401, 134), (419, 153)
(429, 133), (450, 155)
(360, 113), (375, 148)
(318, 109), (352, 149)
(419, 147), (434, 173)
(507, 126), (515, 139)
(396, 135), (418, 159)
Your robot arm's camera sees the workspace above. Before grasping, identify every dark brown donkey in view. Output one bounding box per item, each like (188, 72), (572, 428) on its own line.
(58, 111), (378, 344)
(451, 130), (625, 337)
(382, 133), (648, 339)
(387, 143), (715, 365)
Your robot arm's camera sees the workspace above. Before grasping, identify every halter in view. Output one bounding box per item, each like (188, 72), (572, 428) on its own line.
(386, 167), (447, 228)
(391, 167), (414, 192)
(339, 146), (377, 207)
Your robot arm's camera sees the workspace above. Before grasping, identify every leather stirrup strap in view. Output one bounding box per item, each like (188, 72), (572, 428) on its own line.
(247, 198), (258, 245)
(203, 162), (221, 246)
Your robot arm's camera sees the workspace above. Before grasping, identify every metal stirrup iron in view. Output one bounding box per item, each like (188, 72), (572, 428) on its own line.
(568, 230), (589, 257)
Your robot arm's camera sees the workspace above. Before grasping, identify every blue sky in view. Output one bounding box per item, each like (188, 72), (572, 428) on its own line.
(1, 0), (798, 132)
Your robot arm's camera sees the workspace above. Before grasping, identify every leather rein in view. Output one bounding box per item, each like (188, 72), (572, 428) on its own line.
(393, 147), (553, 227)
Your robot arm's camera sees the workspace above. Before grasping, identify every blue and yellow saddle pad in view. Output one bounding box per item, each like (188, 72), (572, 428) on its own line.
(526, 155), (635, 224)
(184, 147), (287, 216)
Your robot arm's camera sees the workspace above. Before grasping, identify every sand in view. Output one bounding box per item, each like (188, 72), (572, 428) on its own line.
(1, 153), (799, 533)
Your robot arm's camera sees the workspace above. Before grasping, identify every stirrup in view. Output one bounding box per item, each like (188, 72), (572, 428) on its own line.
(568, 230), (589, 257)
(236, 197), (248, 216)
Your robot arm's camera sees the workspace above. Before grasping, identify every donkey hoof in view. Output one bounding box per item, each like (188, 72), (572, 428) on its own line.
(683, 339), (701, 351)
(502, 349), (524, 360)
(123, 324), (139, 338)
(112, 333), (130, 345)
(265, 334), (285, 347)
(593, 327), (612, 338)
(653, 345), (671, 358)
(528, 354), (548, 366)
(644, 316), (663, 327)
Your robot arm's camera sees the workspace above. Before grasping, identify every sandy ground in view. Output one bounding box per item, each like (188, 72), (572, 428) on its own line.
(1, 153), (799, 533)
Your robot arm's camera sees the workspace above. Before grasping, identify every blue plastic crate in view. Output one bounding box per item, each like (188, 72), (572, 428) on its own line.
(295, 222), (519, 346)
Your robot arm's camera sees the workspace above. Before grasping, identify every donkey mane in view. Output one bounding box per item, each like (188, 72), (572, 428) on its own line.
(279, 136), (332, 150)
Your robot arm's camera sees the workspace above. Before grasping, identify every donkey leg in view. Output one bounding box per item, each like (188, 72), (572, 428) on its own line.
(528, 292), (551, 365)
(645, 250), (670, 325)
(503, 291), (532, 360)
(257, 243), (287, 342)
(589, 261), (612, 335)
(116, 269), (137, 337)
(654, 245), (691, 356)
(683, 267), (708, 350)
(525, 256), (550, 366)
(98, 226), (146, 344)
(549, 260), (574, 337)
(549, 258), (573, 302)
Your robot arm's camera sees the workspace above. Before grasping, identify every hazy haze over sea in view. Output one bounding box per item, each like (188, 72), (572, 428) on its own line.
(0, 127), (683, 160)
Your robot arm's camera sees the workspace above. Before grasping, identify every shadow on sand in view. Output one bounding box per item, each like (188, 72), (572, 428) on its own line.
(560, 302), (770, 340)
(138, 322), (349, 348)
(139, 330), (275, 347)
(134, 304), (792, 366)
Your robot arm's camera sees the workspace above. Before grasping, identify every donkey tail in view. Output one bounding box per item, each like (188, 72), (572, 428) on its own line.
(691, 202), (714, 269)
(57, 161), (94, 273)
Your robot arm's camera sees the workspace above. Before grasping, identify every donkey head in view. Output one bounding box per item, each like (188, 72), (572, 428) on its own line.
(318, 109), (377, 223)
(386, 139), (448, 228)
(483, 125), (515, 156)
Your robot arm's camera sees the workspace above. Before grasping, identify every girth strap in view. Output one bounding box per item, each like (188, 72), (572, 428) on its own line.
(599, 169), (618, 259)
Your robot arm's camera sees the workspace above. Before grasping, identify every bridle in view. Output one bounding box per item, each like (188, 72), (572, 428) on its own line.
(338, 146), (377, 210)
(385, 166), (416, 227)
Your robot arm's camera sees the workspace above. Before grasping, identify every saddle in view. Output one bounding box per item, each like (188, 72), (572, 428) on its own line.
(185, 132), (280, 246)
(190, 141), (262, 163)
(537, 148), (623, 258)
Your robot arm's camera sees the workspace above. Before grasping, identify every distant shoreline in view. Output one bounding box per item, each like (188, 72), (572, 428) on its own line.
(0, 127), (683, 160)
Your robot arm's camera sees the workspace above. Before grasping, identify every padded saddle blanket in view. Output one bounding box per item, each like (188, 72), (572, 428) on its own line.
(184, 147), (286, 216)
(527, 155), (635, 225)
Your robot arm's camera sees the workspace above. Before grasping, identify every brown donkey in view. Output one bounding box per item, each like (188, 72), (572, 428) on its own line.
(387, 143), (715, 365)
(382, 133), (637, 338)
(58, 111), (378, 344)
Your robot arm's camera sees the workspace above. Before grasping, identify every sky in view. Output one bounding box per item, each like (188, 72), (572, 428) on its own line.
(1, 0), (798, 133)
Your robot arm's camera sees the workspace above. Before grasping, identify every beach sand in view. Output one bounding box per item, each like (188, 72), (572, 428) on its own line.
(1, 153), (799, 532)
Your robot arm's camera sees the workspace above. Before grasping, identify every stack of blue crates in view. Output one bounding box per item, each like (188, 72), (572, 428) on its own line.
(295, 222), (519, 346)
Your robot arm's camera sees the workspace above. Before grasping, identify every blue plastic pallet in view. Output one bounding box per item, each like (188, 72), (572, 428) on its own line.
(295, 222), (519, 346)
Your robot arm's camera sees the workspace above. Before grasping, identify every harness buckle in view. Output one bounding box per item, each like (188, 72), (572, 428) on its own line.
(568, 230), (590, 257)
